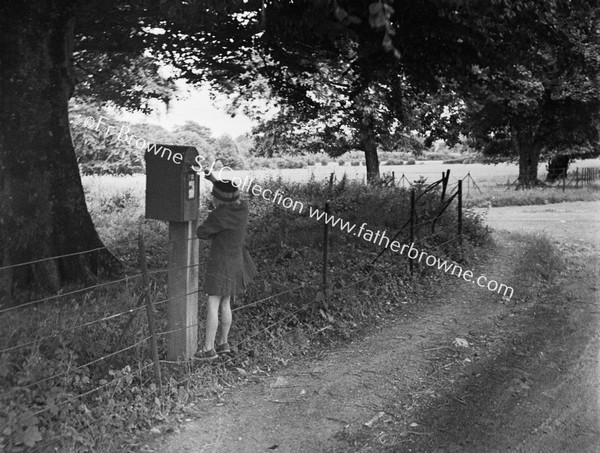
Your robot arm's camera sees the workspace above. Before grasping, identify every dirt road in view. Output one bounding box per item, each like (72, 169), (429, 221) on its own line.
(485, 200), (600, 246)
(147, 202), (600, 452)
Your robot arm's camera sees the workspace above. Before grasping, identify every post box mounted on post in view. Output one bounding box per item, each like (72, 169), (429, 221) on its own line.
(145, 145), (201, 361)
(145, 146), (200, 222)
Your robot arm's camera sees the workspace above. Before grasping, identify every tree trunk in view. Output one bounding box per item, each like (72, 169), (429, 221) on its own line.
(0, 1), (118, 301)
(516, 142), (543, 189)
(360, 127), (380, 184)
(512, 128), (543, 189)
(546, 154), (570, 182)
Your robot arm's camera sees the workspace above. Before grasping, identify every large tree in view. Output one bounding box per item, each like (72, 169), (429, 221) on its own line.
(248, 65), (416, 181)
(411, 0), (600, 187)
(0, 1), (119, 297)
(166, 0), (599, 187)
(0, 0), (389, 296)
(157, 0), (409, 182)
(0, 1), (211, 297)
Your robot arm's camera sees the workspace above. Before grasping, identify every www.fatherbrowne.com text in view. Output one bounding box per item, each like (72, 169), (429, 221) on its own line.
(78, 115), (512, 299)
(219, 170), (514, 300)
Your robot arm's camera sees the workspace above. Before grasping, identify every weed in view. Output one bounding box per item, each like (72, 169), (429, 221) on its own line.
(515, 233), (564, 285)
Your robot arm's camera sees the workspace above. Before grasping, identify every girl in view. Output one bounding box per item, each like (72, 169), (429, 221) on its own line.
(194, 172), (257, 360)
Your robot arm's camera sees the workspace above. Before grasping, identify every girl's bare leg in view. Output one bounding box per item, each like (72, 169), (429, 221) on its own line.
(204, 295), (221, 351)
(219, 295), (232, 345)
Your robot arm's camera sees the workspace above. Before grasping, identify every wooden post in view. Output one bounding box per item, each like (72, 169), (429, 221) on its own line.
(441, 171), (448, 201)
(167, 221), (199, 361)
(322, 201), (330, 297)
(139, 229), (162, 395)
(576, 168), (579, 188)
(562, 168), (566, 192)
(458, 180), (463, 245)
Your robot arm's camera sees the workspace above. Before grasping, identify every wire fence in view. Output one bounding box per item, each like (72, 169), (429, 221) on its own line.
(0, 168), (469, 449)
(503, 166), (600, 190)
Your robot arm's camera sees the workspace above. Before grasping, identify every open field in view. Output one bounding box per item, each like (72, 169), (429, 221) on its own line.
(82, 158), (600, 212)
(83, 158), (600, 192)
(223, 158), (600, 184)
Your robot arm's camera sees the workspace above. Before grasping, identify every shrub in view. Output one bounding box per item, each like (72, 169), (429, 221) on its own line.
(514, 233), (565, 290)
(383, 158), (404, 166)
(350, 161), (361, 166)
(338, 159), (345, 166)
(423, 151), (453, 160)
(406, 158), (416, 165)
(443, 158), (465, 164)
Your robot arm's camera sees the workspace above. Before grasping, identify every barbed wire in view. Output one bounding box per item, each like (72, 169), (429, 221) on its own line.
(0, 246), (108, 272)
(0, 230), (152, 272)
(2, 173), (467, 391)
(0, 241), (278, 317)
(0, 272), (144, 315)
(232, 285), (307, 313)
(0, 254), (298, 355)
(170, 262), (379, 386)
(0, 171), (476, 451)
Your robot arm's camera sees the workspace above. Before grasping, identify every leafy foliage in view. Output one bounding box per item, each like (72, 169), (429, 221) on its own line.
(69, 106), (248, 175)
(428, 1), (600, 174)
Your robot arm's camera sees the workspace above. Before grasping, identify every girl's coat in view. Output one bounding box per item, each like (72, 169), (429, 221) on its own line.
(196, 200), (257, 295)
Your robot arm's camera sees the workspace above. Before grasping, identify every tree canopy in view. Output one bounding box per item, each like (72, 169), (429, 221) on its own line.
(157, 0), (599, 185)
(434, 0), (600, 185)
(1, 0), (599, 295)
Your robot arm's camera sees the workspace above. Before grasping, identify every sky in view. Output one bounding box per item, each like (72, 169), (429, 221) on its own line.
(118, 82), (257, 138)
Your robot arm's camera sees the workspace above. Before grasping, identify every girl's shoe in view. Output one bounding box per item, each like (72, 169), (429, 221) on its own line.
(194, 348), (218, 361)
(215, 343), (231, 354)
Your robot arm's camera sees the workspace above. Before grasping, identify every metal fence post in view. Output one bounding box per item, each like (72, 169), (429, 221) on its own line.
(458, 180), (463, 246)
(441, 170), (449, 201)
(409, 189), (415, 276)
(322, 201), (330, 297)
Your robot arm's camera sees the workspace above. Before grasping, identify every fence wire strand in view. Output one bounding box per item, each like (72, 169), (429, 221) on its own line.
(0, 272), (144, 315)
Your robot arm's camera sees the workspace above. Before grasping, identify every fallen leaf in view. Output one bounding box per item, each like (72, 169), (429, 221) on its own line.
(23, 425), (42, 447)
(453, 338), (469, 348)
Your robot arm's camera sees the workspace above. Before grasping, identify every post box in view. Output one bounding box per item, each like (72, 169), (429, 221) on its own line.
(145, 145), (200, 222)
